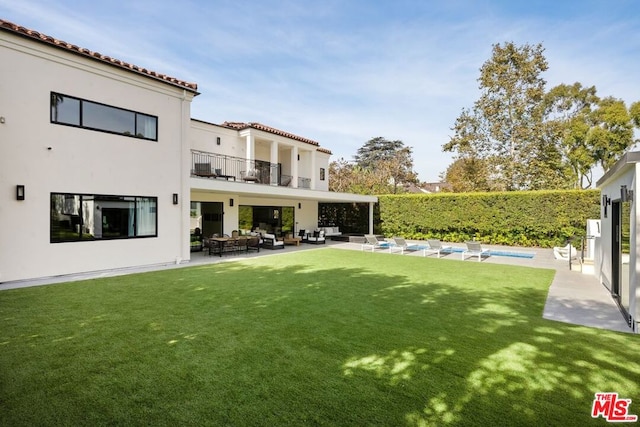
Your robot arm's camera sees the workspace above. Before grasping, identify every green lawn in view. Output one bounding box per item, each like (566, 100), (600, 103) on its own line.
(1, 249), (638, 426)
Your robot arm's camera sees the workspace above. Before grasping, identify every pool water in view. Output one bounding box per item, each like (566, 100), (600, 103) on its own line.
(410, 245), (535, 259)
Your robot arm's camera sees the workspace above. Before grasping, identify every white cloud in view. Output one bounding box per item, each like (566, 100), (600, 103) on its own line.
(1, 0), (638, 181)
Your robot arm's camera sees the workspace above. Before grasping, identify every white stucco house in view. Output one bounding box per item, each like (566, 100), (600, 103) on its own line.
(596, 151), (639, 333)
(0, 19), (376, 283)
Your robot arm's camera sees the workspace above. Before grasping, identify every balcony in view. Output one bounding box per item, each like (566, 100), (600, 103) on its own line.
(191, 150), (310, 188)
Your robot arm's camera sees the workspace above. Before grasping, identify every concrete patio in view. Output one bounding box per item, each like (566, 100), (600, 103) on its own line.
(0, 238), (632, 334)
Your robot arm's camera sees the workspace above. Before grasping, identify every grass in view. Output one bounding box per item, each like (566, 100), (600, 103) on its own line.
(1, 249), (638, 426)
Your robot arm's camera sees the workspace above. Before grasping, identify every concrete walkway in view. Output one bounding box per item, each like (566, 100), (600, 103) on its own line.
(1, 239), (632, 334)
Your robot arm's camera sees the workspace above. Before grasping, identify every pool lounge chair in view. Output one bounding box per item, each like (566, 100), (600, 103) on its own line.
(553, 244), (578, 260)
(462, 241), (490, 262)
(362, 235), (393, 252)
(424, 239), (452, 258)
(390, 237), (422, 254)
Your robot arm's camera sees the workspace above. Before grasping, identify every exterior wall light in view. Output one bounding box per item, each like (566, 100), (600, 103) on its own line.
(173, 193), (179, 205)
(621, 185), (634, 203)
(16, 185), (25, 200)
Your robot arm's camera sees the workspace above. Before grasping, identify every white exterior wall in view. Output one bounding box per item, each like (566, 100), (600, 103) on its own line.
(0, 32), (194, 282)
(190, 122), (245, 159)
(596, 163), (638, 331)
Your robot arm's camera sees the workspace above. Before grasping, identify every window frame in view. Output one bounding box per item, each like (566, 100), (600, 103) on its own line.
(50, 92), (158, 141)
(50, 192), (158, 243)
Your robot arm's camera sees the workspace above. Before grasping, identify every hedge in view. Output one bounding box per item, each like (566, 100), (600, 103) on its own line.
(378, 190), (600, 248)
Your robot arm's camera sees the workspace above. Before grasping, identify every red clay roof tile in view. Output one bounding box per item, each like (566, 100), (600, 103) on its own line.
(0, 19), (198, 93)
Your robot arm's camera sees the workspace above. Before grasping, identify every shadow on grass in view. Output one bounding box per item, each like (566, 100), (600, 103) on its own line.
(0, 250), (638, 426)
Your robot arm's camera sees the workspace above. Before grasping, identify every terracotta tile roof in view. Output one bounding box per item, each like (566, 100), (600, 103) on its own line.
(0, 19), (198, 93)
(222, 121), (331, 154)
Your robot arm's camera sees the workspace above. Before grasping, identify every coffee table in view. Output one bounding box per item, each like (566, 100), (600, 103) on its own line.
(283, 237), (302, 246)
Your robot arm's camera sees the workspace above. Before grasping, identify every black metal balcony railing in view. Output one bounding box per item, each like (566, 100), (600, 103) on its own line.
(191, 150), (310, 188)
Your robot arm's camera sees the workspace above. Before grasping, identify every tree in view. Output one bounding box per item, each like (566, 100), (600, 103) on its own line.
(542, 83), (599, 189)
(443, 42), (549, 190)
(328, 158), (394, 195)
(544, 85), (638, 188)
(589, 97), (636, 171)
(631, 101), (640, 128)
(354, 137), (418, 193)
(441, 157), (495, 192)
(443, 42), (640, 191)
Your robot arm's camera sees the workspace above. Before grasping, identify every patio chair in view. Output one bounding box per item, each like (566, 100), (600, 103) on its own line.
(390, 237), (422, 254)
(462, 241), (490, 262)
(308, 230), (326, 244)
(553, 244), (578, 260)
(262, 233), (284, 250)
(193, 162), (216, 178)
(362, 234), (393, 252)
(424, 239), (452, 258)
(236, 236), (248, 253)
(247, 235), (261, 252)
(241, 170), (259, 183)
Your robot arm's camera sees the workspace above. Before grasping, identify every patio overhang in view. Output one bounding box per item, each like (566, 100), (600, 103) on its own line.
(189, 177), (377, 204)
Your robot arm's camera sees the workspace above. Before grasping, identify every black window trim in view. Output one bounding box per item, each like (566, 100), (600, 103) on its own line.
(50, 92), (158, 141)
(50, 192), (159, 243)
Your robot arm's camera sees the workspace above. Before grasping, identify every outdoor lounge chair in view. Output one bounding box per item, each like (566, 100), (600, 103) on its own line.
(307, 230), (326, 244)
(553, 244), (578, 260)
(424, 239), (452, 258)
(362, 234), (393, 252)
(262, 233), (284, 249)
(390, 237), (422, 254)
(462, 241), (490, 262)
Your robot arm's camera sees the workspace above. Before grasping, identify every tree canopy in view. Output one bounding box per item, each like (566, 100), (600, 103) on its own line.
(329, 137), (417, 194)
(443, 41), (640, 191)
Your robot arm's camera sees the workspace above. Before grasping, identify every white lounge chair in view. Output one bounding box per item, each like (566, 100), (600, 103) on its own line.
(462, 241), (489, 261)
(553, 244), (578, 260)
(424, 239), (452, 258)
(390, 237), (422, 254)
(362, 235), (393, 252)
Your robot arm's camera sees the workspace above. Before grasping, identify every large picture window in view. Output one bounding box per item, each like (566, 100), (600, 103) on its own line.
(50, 193), (157, 243)
(50, 92), (158, 141)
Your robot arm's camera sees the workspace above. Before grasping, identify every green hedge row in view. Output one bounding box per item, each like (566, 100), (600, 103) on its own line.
(378, 190), (600, 248)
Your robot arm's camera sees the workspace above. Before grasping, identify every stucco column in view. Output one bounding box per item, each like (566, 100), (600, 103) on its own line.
(291, 146), (299, 189)
(245, 134), (255, 171)
(270, 140), (278, 185)
(369, 202), (374, 235)
(310, 150), (316, 190)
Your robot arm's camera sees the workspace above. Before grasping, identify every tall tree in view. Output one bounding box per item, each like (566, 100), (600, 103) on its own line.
(443, 42), (550, 190)
(443, 42), (640, 191)
(542, 83), (599, 189)
(544, 85), (638, 188)
(328, 158), (396, 195)
(354, 137), (417, 193)
(589, 97), (636, 171)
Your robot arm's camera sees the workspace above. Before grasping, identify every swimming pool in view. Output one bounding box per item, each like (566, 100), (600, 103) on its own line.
(410, 245), (535, 259)
(446, 247), (535, 259)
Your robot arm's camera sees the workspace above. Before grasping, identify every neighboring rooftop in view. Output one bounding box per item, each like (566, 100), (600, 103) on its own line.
(0, 19), (199, 94)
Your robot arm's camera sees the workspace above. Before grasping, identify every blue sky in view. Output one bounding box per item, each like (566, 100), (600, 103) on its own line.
(2, 0), (639, 182)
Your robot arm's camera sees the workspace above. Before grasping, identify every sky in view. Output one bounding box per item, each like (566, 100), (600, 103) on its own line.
(1, 0), (639, 182)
